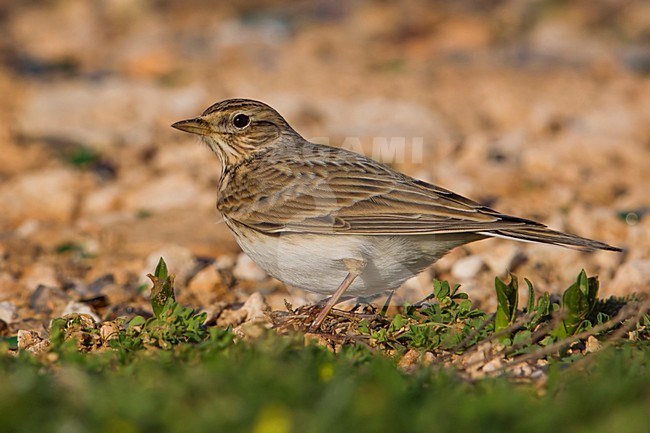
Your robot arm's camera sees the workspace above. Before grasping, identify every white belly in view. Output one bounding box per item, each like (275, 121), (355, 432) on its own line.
(228, 223), (477, 297)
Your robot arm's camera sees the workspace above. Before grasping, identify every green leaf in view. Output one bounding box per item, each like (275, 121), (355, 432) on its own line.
(525, 278), (535, 313)
(512, 330), (532, 347)
(433, 279), (450, 300)
(65, 146), (101, 167)
(128, 316), (147, 327)
(390, 314), (405, 331)
(149, 257), (176, 318)
(154, 257), (168, 281)
(495, 274), (519, 334)
(585, 274), (599, 313)
(1, 335), (18, 350)
(450, 283), (462, 298)
(555, 270), (600, 337)
(50, 317), (68, 347)
(536, 292), (551, 317)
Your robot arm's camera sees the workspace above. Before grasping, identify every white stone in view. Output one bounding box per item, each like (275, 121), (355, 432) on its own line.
(61, 301), (102, 323)
(14, 219), (40, 238)
(233, 253), (268, 282)
(0, 301), (17, 324)
(240, 292), (268, 322)
(81, 185), (122, 216)
(481, 243), (522, 276)
(215, 254), (237, 271)
(451, 255), (484, 281)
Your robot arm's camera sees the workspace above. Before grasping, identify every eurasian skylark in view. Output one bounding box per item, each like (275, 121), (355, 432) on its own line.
(172, 99), (621, 329)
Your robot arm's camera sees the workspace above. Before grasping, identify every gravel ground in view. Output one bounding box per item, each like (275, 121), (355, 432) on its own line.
(0, 1), (648, 335)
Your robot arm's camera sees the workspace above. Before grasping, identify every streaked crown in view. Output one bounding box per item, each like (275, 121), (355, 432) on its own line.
(171, 99), (299, 169)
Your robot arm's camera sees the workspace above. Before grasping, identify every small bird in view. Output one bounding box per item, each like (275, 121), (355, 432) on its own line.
(172, 99), (621, 329)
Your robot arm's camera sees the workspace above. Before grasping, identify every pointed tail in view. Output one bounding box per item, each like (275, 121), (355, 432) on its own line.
(478, 226), (622, 252)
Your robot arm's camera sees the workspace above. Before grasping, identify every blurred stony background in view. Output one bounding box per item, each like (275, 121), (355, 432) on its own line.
(0, 0), (648, 333)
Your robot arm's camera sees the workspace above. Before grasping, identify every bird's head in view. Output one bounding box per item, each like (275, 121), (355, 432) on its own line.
(172, 98), (298, 169)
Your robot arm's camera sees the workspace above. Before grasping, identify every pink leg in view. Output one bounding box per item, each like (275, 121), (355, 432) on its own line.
(310, 270), (360, 330)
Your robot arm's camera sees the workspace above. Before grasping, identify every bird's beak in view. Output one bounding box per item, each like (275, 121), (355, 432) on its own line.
(171, 117), (212, 136)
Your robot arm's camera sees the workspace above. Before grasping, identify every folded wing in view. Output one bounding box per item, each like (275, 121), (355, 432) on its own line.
(218, 144), (620, 252)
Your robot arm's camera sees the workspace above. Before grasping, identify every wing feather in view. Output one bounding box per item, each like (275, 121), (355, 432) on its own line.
(217, 143), (538, 235)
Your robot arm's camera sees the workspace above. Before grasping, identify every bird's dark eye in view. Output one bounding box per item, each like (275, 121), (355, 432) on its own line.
(233, 114), (250, 128)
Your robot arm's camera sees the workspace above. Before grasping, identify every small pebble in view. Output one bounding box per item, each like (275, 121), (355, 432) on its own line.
(233, 253), (268, 282)
(451, 255), (484, 280)
(22, 264), (59, 292)
(481, 243), (523, 275)
(187, 265), (224, 306)
(31, 285), (70, 314)
(61, 301), (102, 323)
(240, 292), (269, 322)
(0, 301), (17, 324)
(17, 330), (50, 355)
